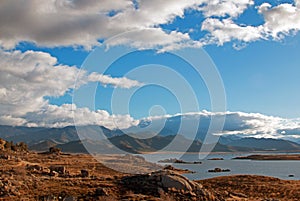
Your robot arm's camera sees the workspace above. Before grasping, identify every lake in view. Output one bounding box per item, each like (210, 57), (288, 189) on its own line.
(143, 152), (300, 180)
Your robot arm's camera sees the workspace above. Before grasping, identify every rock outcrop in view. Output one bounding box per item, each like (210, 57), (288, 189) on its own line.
(208, 168), (230, 173)
(121, 170), (221, 201)
(49, 166), (66, 175)
(80, 169), (89, 178)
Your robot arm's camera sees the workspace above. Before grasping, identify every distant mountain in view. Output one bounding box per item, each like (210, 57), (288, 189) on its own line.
(2, 125), (300, 153)
(55, 139), (123, 154)
(29, 139), (58, 152)
(218, 135), (243, 145)
(220, 137), (300, 151)
(125, 114), (250, 141)
(30, 134), (258, 154)
(0, 125), (115, 145)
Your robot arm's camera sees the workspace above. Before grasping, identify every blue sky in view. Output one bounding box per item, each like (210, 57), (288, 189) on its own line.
(1, 0), (300, 138)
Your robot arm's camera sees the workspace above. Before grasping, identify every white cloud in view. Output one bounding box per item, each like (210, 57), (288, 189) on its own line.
(25, 104), (139, 129)
(201, 0), (300, 47)
(201, 18), (264, 46)
(1, 0), (300, 49)
(258, 1), (300, 39)
(0, 49), (141, 128)
(105, 28), (191, 51)
(199, 0), (254, 18)
(0, 0), (200, 50)
(0, 115), (27, 127)
(110, 0), (201, 28)
(88, 72), (143, 89)
(138, 111), (300, 141)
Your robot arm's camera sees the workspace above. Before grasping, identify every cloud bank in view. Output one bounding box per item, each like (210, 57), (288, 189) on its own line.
(142, 111), (300, 141)
(0, 0), (300, 50)
(0, 49), (141, 129)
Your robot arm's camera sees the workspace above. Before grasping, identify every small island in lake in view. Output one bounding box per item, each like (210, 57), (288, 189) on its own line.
(207, 158), (224, 160)
(163, 165), (196, 174)
(233, 154), (300, 160)
(158, 158), (202, 164)
(208, 167), (231, 173)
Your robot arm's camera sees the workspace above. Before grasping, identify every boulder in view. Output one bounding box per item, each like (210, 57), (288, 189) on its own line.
(49, 171), (59, 177)
(0, 154), (10, 160)
(0, 139), (6, 150)
(49, 166), (65, 174)
(80, 169), (89, 178)
(26, 164), (43, 172)
(121, 170), (220, 200)
(161, 174), (193, 191)
(95, 187), (109, 196)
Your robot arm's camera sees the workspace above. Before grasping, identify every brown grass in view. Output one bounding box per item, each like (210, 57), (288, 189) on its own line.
(198, 175), (300, 200)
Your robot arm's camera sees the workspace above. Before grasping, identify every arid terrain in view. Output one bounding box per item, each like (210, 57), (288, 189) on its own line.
(199, 175), (300, 201)
(1, 140), (300, 200)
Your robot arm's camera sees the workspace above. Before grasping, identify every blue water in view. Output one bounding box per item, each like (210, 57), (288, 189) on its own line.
(143, 152), (300, 180)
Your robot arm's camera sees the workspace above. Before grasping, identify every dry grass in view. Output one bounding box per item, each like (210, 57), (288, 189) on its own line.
(198, 175), (300, 200)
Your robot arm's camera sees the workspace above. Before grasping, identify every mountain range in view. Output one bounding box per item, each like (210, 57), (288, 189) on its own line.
(1, 125), (300, 154)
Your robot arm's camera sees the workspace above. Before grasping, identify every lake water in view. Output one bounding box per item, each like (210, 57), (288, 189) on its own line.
(143, 152), (300, 180)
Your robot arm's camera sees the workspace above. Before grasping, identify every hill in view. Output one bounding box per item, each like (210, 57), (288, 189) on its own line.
(32, 134), (257, 154)
(0, 125), (114, 145)
(2, 125), (300, 153)
(220, 137), (300, 151)
(29, 139), (58, 152)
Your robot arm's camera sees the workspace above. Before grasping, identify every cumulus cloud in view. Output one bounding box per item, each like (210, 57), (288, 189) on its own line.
(201, 0), (300, 47)
(138, 111), (300, 141)
(0, 0), (200, 50)
(105, 28), (191, 52)
(258, 1), (300, 39)
(25, 104), (139, 129)
(0, 0), (146, 49)
(1, 0), (300, 49)
(0, 49), (141, 128)
(201, 18), (264, 46)
(199, 0), (254, 18)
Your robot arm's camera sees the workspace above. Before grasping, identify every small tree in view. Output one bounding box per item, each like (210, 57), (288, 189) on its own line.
(16, 142), (28, 152)
(4, 141), (13, 150)
(49, 146), (61, 154)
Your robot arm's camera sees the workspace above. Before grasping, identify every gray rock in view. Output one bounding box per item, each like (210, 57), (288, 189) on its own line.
(49, 166), (65, 174)
(95, 187), (109, 196)
(161, 174), (193, 191)
(26, 164), (43, 171)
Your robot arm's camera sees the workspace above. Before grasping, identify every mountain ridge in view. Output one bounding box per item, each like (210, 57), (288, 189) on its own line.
(1, 125), (300, 153)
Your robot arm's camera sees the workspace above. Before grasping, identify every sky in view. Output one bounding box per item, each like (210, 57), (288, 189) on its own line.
(1, 0), (300, 140)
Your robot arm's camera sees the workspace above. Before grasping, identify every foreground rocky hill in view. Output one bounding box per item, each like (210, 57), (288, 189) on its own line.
(0, 147), (220, 200)
(1, 139), (300, 200)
